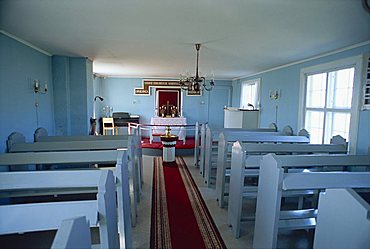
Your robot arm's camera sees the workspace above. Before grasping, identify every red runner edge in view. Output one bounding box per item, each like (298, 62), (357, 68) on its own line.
(150, 157), (226, 249)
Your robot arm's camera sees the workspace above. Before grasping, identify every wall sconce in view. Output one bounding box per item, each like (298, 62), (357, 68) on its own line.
(34, 80), (47, 94)
(269, 89), (280, 100)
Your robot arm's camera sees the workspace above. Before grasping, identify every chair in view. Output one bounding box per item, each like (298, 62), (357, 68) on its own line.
(102, 117), (115, 135)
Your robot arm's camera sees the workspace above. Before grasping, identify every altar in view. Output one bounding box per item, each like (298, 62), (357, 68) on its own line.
(150, 117), (187, 144)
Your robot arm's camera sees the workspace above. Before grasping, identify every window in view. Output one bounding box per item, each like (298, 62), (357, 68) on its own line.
(304, 68), (354, 144)
(240, 78), (260, 109)
(299, 56), (362, 151)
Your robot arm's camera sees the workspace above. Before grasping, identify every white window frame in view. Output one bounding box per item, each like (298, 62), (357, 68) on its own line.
(298, 55), (363, 154)
(362, 52), (370, 110)
(240, 78), (261, 109)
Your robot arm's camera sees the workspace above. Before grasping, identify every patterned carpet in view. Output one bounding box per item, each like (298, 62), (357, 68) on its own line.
(150, 157), (226, 249)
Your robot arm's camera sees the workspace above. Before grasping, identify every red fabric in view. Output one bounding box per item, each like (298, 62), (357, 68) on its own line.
(162, 163), (207, 249)
(141, 137), (195, 149)
(157, 89), (181, 108)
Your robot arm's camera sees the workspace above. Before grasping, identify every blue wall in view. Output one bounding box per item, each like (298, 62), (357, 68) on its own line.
(52, 56), (93, 136)
(98, 78), (232, 128)
(0, 33), (54, 153)
(1, 31), (368, 154)
(232, 44), (370, 154)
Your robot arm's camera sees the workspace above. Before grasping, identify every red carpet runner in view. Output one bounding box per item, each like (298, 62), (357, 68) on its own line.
(150, 157), (226, 249)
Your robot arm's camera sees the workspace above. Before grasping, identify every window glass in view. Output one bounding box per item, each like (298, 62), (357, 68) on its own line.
(327, 68), (354, 109)
(240, 79), (260, 109)
(305, 110), (324, 144)
(324, 112), (350, 143)
(306, 73), (326, 108)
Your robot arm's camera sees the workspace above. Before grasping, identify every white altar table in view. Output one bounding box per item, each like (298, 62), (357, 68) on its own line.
(150, 117), (187, 144)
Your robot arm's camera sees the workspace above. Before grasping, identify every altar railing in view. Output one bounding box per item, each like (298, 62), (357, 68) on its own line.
(128, 122), (202, 167)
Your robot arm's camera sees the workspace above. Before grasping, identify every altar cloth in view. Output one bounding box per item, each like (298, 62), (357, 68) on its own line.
(150, 117), (186, 143)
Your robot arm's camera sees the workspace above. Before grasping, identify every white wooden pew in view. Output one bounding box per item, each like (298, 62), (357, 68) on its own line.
(51, 216), (92, 249)
(228, 139), (348, 238)
(253, 153), (370, 249)
(34, 127), (143, 195)
(0, 169), (119, 249)
(215, 132), (310, 207)
(199, 123), (278, 176)
(313, 188), (370, 249)
(0, 149), (132, 249)
(7, 132), (140, 227)
(203, 124), (285, 185)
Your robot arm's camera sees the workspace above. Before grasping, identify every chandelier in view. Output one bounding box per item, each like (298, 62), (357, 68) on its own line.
(179, 44), (215, 92)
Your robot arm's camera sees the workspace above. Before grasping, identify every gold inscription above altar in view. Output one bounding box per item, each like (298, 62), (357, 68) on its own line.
(134, 80), (201, 96)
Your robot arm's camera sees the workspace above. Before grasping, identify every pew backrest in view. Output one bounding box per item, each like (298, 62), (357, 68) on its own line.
(35, 133), (132, 143)
(9, 139), (130, 152)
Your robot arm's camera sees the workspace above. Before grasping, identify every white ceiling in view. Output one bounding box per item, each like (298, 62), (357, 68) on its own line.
(1, 0), (369, 80)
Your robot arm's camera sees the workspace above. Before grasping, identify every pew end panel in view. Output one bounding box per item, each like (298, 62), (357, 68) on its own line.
(51, 216), (92, 249)
(269, 122), (278, 131)
(282, 125), (293, 135)
(199, 123), (207, 174)
(193, 122), (200, 167)
(253, 154), (283, 249)
(115, 148), (133, 248)
(97, 170), (119, 249)
(297, 128), (309, 138)
(227, 142), (246, 238)
(34, 127), (48, 142)
(313, 188), (370, 249)
(215, 132), (228, 207)
(204, 127), (214, 181)
(7, 132), (35, 171)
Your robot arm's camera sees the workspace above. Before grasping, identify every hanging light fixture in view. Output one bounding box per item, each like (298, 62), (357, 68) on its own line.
(179, 44), (215, 92)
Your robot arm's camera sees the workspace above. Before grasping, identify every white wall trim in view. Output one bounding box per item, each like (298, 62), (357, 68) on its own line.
(233, 40), (370, 81)
(0, 30), (52, 56)
(103, 75), (231, 81)
(298, 55), (364, 154)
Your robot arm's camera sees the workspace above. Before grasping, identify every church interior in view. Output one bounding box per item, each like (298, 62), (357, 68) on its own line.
(1, 1), (370, 249)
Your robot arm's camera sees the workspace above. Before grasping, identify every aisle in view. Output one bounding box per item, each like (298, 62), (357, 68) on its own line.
(150, 157), (226, 249)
